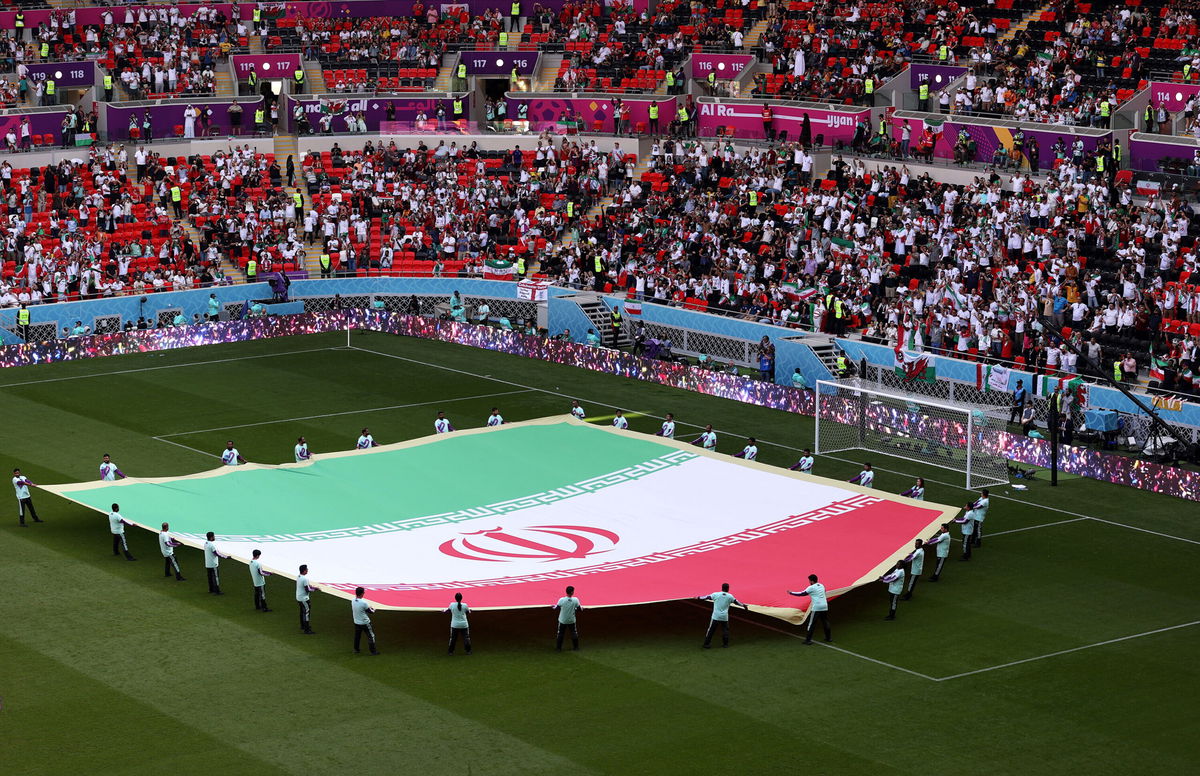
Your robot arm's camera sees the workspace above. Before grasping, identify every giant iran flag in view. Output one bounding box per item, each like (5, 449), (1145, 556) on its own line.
(45, 417), (958, 623)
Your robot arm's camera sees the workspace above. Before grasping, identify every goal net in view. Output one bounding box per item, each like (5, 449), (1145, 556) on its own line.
(815, 379), (1009, 490)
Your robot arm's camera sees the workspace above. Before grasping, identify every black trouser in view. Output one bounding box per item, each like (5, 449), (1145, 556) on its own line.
(254, 585), (269, 610)
(962, 535), (973, 559)
(930, 556), (946, 580)
(886, 593), (899, 618)
(163, 555), (182, 578)
(556, 622), (579, 650)
(112, 533), (133, 558)
(703, 618), (730, 647)
(449, 627), (472, 654)
(1009, 403), (1024, 424)
(973, 520), (983, 547)
(206, 566), (221, 594)
(902, 572), (920, 600)
(805, 610), (831, 643)
(17, 496), (39, 524)
(299, 600), (312, 632)
(354, 622), (377, 653)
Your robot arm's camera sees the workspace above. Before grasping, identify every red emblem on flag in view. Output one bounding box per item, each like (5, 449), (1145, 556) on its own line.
(439, 525), (620, 562)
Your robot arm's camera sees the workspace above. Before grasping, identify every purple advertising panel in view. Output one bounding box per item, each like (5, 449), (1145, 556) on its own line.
(286, 95), (458, 133)
(1147, 81), (1200, 112)
(697, 100), (866, 144)
(0, 109), (68, 145)
(909, 64), (967, 92)
(890, 115), (1110, 168)
(24, 61), (97, 88)
(231, 54), (302, 80)
(690, 54), (754, 80)
(1128, 133), (1200, 172)
(104, 99), (265, 141)
(460, 52), (538, 76)
(0, 4), (234, 29)
(505, 95), (677, 132)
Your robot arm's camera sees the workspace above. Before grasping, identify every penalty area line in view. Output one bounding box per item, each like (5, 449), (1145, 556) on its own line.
(158, 388), (536, 437)
(684, 601), (941, 683)
(934, 620), (1200, 681)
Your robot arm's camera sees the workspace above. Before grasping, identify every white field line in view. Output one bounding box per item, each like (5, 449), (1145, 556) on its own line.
(158, 389), (535, 437)
(934, 620), (1200, 681)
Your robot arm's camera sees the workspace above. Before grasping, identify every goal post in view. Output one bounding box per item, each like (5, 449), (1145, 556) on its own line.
(814, 379), (1009, 490)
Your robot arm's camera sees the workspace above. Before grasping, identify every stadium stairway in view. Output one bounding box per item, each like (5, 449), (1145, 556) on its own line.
(744, 18), (771, 51)
(435, 61), (454, 91)
(808, 337), (843, 374)
(534, 53), (563, 91)
(213, 69), (235, 98)
(574, 293), (632, 348)
(1000, 3), (1053, 44)
(270, 133), (322, 277)
(301, 60), (327, 94)
(249, 34), (266, 55)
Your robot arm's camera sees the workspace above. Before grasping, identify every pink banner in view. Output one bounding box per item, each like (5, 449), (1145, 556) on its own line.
(690, 54), (754, 80)
(1148, 81), (1200, 112)
(697, 100), (867, 144)
(506, 95), (677, 133)
(231, 54), (303, 80)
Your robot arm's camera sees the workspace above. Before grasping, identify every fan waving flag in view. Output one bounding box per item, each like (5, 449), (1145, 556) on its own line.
(483, 258), (515, 280)
(43, 418), (958, 625)
(894, 347), (936, 382)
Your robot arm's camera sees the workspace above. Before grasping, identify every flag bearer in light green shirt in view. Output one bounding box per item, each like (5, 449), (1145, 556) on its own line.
(553, 585), (582, 651)
(203, 531), (229, 595)
(445, 592), (472, 655)
(901, 539), (925, 601)
(297, 564), (317, 635)
(351, 587), (379, 655)
(926, 523), (952, 582)
(880, 560), (905, 620)
(250, 549), (272, 611)
(698, 582), (748, 648)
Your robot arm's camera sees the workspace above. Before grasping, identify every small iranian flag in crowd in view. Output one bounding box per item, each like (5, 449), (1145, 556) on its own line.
(483, 258), (515, 280)
(1135, 179), (1161, 197)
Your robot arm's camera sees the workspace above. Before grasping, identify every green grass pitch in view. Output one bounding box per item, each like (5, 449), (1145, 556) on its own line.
(1, 331), (1198, 775)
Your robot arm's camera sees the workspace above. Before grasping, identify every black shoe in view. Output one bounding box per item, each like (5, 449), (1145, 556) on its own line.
(465, 651), (472, 656)
(176, 576), (186, 581)
(354, 649), (361, 654)
(721, 643), (729, 648)
(824, 638), (833, 643)
(928, 577), (939, 582)
(802, 640), (813, 645)
(126, 556), (137, 561)
(900, 594), (912, 601)
(884, 615), (895, 620)
(555, 646), (562, 652)
(33, 518), (43, 523)
(214, 591), (224, 595)
(302, 630), (315, 635)
(702, 644), (711, 649)
(959, 557), (970, 561)
(164, 572), (172, 577)
(261, 608), (273, 612)
(18, 523), (27, 527)
(369, 650), (379, 656)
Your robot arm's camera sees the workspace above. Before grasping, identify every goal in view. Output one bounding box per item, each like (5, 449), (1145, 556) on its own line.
(814, 380), (1010, 490)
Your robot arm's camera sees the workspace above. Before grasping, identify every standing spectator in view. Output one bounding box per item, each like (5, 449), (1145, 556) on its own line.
(1010, 379), (1027, 424)
(787, 574), (832, 644)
